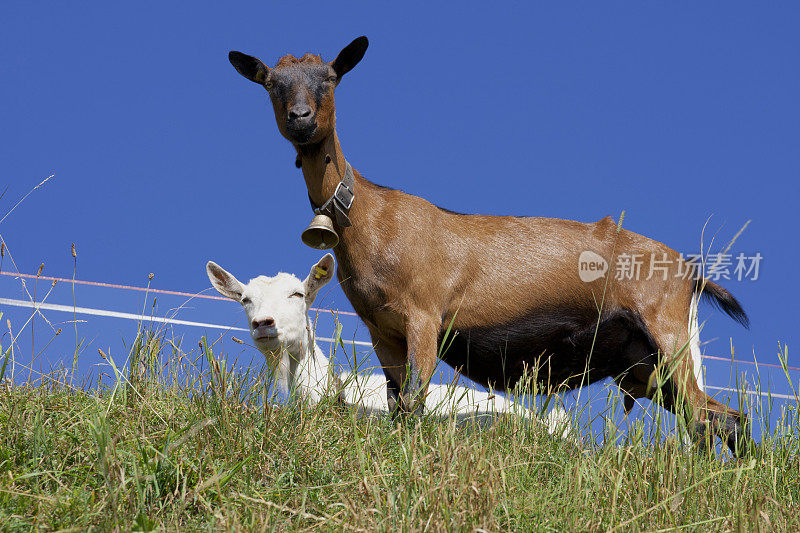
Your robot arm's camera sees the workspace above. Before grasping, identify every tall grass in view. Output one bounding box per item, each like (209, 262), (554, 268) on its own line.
(0, 320), (798, 532)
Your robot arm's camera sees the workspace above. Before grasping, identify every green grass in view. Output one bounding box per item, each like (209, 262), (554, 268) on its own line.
(0, 331), (798, 532)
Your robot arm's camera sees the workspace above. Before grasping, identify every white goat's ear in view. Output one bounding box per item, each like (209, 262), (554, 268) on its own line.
(206, 261), (245, 301)
(303, 254), (335, 304)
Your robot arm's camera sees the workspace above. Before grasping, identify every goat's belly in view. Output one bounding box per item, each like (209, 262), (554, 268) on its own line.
(439, 310), (634, 392)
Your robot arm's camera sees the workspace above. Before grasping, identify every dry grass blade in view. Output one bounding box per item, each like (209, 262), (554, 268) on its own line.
(0, 174), (54, 226)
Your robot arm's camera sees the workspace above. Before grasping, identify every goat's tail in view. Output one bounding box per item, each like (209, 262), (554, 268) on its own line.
(693, 278), (750, 329)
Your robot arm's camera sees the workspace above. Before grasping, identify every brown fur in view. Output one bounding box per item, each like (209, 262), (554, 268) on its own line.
(228, 37), (750, 454)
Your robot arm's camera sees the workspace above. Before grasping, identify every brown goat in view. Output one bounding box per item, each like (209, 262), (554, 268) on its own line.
(228, 36), (751, 454)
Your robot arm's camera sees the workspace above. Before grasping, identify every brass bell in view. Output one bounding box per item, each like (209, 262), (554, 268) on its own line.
(301, 214), (339, 249)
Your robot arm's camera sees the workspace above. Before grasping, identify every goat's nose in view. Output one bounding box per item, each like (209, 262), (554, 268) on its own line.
(252, 316), (275, 329)
(288, 104), (312, 120)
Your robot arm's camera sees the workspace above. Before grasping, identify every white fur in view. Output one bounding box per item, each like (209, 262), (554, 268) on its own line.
(688, 294), (705, 392)
(206, 256), (574, 437)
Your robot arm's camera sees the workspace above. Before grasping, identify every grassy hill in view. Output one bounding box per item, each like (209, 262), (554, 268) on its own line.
(0, 334), (798, 531)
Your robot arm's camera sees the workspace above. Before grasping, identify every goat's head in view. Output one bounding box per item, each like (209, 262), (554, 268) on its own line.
(228, 36), (368, 147)
(206, 254), (335, 356)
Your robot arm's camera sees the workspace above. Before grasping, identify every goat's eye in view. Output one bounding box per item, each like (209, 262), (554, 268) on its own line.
(290, 292), (304, 298)
(264, 81), (274, 90)
(327, 75), (337, 83)
(241, 297), (251, 305)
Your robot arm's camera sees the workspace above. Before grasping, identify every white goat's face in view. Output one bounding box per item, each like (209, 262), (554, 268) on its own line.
(240, 273), (308, 352)
(206, 254), (335, 356)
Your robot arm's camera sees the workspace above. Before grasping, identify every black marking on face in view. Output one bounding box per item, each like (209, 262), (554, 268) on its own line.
(312, 70), (334, 108)
(266, 63), (335, 144)
(266, 64), (333, 110)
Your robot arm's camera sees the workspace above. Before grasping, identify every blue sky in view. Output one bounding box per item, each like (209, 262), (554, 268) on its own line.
(1, 3), (798, 430)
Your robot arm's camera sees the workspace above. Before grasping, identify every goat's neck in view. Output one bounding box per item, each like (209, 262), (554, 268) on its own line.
(297, 131), (347, 207)
(295, 323), (338, 404)
(267, 318), (337, 404)
(295, 130), (380, 295)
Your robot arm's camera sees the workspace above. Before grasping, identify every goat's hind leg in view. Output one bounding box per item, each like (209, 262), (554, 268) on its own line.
(674, 378), (751, 456)
(649, 332), (752, 456)
(620, 316), (751, 456)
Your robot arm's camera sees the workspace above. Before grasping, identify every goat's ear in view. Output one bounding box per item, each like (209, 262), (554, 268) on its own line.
(206, 261), (245, 301)
(330, 36), (368, 79)
(229, 51), (270, 85)
(303, 254), (335, 304)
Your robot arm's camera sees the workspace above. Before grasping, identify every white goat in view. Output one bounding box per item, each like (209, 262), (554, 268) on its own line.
(206, 254), (573, 435)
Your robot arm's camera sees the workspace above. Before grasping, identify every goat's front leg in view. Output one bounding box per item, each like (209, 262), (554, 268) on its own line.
(403, 316), (441, 415)
(367, 325), (408, 415)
